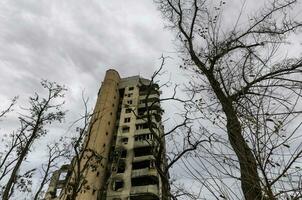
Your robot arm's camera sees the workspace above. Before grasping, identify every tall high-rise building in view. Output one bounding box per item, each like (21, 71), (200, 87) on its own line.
(45, 69), (168, 200)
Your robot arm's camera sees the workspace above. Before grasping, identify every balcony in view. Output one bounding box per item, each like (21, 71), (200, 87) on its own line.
(135, 128), (151, 135)
(133, 146), (156, 158)
(135, 127), (160, 136)
(135, 118), (149, 124)
(133, 155), (155, 163)
(130, 194), (159, 200)
(138, 101), (160, 109)
(139, 93), (160, 100)
(132, 168), (158, 178)
(134, 139), (155, 148)
(139, 84), (160, 96)
(130, 185), (159, 200)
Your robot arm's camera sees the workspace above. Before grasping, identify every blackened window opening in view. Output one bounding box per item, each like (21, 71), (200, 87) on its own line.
(134, 134), (152, 141)
(139, 84), (159, 96)
(134, 146), (153, 157)
(131, 176), (159, 186)
(113, 180), (124, 191)
(136, 123), (148, 130)
(132, 160), (151, 170)
(117, 160), (126, 173)
(138, 107), (147, 117)
(122, 126), (130, 133)
(119, 88), (125, 97)
(121, 149), (127, 158)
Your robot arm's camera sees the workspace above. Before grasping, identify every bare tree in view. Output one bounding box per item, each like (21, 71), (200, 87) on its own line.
(0, 97), (17, 120)
(0, 97), (19, 183)
(135, 58), (212, 200)
(0, 132), (21, 183)
(33, 142), (68, 200)
(1, 80), (66, 200)
(155, 0), (302, 199)
(56, 95), (105, 200)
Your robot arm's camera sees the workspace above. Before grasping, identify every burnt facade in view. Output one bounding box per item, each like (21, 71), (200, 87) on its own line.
(45, 69), (168, 200)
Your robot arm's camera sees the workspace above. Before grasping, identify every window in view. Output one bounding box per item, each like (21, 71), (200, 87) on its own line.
(121, 137), (128, 144)
(134, 134), (151, 141)
(59, 172), (67, 181)
(112, 179), (124, 191)
(129, 87), (134, 91)
(139, 99), (146, 104)
(121, 149), (127, 158)
(127, 100), (133, 105)
(131, 176), (158, 186)
(125, 108), (132, 113)
(139, 84), (160, 96)
(138, 107), (146, 115)
(132, 160), (152, 170)
(134, 147), (153, 157)
(56, 188), (62, 197)
(136, 123), (148, 130)
(124, 117), (131, 123)
(117, 160), (126, 173)
(119, 88), (125, 97)
(125, 93), (133, 97)
(122, 126), (130, 133)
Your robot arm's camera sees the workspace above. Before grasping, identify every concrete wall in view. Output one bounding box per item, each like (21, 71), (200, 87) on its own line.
(75, 69), (121, 199)
(45, 70), (167, 200)
(106, 82), (140, 200)
(51, 69), (121, 200)
(106, 77), (164, 200)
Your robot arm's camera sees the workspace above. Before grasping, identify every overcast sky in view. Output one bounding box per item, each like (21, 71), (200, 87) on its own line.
(1, 0), (301, 134)
(0, 0), (177, 198)
(0, 0), (177, 110)
(1, 0), (302, 199)
(0, 0), (181, 144)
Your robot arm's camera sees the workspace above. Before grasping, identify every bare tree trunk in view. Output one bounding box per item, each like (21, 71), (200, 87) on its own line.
(33, 162), (49, 200)
(2, 125), (39, 200)
(156, 0), (302, 198)
(226, 110), (263, 200)
(1, 80), (66, 200)
(34, 143), (64, 200)
(207, 74), (263, 200)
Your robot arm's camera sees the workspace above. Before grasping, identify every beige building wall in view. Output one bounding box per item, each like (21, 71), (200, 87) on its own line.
(45, 70), (167, 200)
(106, 82), (140, 199)
(74, 69), (120, 199)
(46, 69), (121, 200)
(106, 77), (164, 200)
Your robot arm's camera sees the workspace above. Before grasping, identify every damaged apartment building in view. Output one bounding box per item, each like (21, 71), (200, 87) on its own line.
(44, 69), (169, 200)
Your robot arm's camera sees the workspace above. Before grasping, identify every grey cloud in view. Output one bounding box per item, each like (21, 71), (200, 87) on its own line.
(0, 0), (179, 199)
(0, 0), (175, 110)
